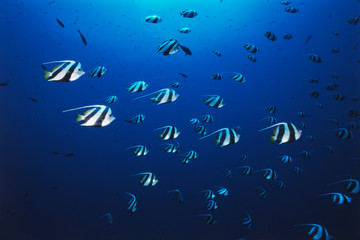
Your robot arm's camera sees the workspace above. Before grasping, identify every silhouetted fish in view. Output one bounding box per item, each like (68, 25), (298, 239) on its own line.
(56, 18), (64, 28)
(78, 30), (87, 45)
(28, 97), (38, 103)
(64, 153), (74, 158)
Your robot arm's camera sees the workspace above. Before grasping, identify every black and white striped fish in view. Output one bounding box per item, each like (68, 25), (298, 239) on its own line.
(280, 1), (291, 5)
(42, 60), (85, 82)
(242, 211), (253, 229)
(264, 31), (277, 41)
(104, 96), (118, 103)
(198, 214), (215, 225)
(330, 119), (339, 125)
(63, 105), (115, 127)
(328, 179), (360, 194)
(323, 145), (334, 153)
(206, 200), (218, 211)
(212, 50), (221, 57)
(143, 15), (163, 23)
(347, 16), (360, 25)
(180, 9), (198, 18)
(203, 95), (225, 108)
(335, 128), (353, 140)
(347, 109), (359, 118)
(178, 27), (191, 33)
(319, 192), (351, 205)
(277, 180), (285, 189)
(125, 192), (137, 213)
(132, 172), (158, 186)
(211, 73), (223, 80)
(309, 91), (320, 98)
(258, 122), (302, 144)
(89, 66), (107, 78)
(180, 150), (198, 164)
(133, 88), (179, 105)
(189, 118), (200, 125)
(266, 105), (277, 113)
(100, 213), (112, 224)
(309, 54), (322, 63)
(224, 168), (232, 178)
(214, 186), (229, 196)
(199, 128), (240, 147)
(259, 116), (277, 124)
(248, 55), (257, 62)
(127, 145), (149, 156)
(296, 112), (307, 117)
(124, 114), (145, 124)
(254, 186), (267, 198)
(333, 92), (345, 101)
(243, 44), (259, 53)
(238, 166), (253, 175)
(285, 7), (299, 13)
(163, 143), (180, 154)
(168, 189), (184, 203)
(171, 82), (181, 88)
(309, 78), (319, 84)
(194, 126), (207, 135)
(127, 81), (148, 93)
(298, 122), (307, 129)
(199, 190), (215, 200)
(292, 166), (302, 175)
(295, 224), (331, 240)
(156, 125), (180, 140)
(306, 135), (314, 142)
(157, 39), (192, 56)
(299, 150), (311, 159)
(256, 168), (277, 180)
(231, 73), (245, 83)
(202, 115), (214, 123)
(279, 155), (293, 164)
(283, 33), (293, 39)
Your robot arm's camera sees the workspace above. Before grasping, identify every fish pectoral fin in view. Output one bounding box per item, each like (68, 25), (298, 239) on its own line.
(269, 136), (276, 143)
(44, 71), (51, 79)
(151, 97), (157, 102)
(51, 64), (62, 72)
(76, 114), (84, 122)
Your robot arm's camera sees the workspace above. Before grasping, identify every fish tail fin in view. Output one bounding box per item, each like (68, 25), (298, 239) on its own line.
(44, 71), (51, 79)
(269, 136), (276, 143)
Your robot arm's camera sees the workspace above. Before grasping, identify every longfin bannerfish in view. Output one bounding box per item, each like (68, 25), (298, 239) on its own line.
(258, 122), (302, 144)
(238, 166), (253, 175)
(89, 66), (107, 78)
(206, 200), (218, 211)
(133, 88), (179, 105)
(255, 168), (277, 180)
(143, 15), (163, 23)
(264, 31), (277, 41)
(199, 128), (240, 147)
(194, 126), (207, 135)
(285, 7), (299, 13)
(259, 116), (277, 124)
(127, 145), (149, 156)
(124, 114), (145, 124)
(327, 179), (360, 194)
(211, 73), (223, 80)
(198, 214), (216, 225)
(298, 151), (311, 159)
(203, 95), (225, 108)
(42, 60), (85, 82)
(333, 128), (353, 140)
(131, 172), (158, 186)
(241, 210), (253, 229)
(171, 82), (181, 88)
(214, 186), (229, 196)
(199, 190), (215, 200)
(168, 189), (184, 203)
(100, 213), (112, 224)
(63, 105), (115, 127)
(243, 44), (259, 53)
(248, 55), (256, 62)
(266, 105), (277, 113)
(157, 39), (191, 56)
(224, 168), (232, 178)
(163, 143), (180, 154)
(253, 186), (267, 198)
(180, 150), (198, 164)
(280, 1), (291, 5)
(125, 192), (137, 213)
(309, 91), (320, 98)
(294, 224), (331, 240)
(278, 155), (293, 164)
(231, 73), (245, 83)
(212, 50), (221, 57)
(347, 16), (360, 25)
(180, 9), (198, 18)
(283, 33), (293, 39)
(178, 27), (191, 33)
(127, 81), (148, 93)
(309, 54), (322, 63)
(277, 180), (285, 189)
(104, 96), (118, 103)
(78, 30), (87, 46)
(201, 115), (214, 123)
(189, 118), (200, 125)
(292, 166), (302, 175)
(155, 125), (180, 140)
(319, 192), (352, 205)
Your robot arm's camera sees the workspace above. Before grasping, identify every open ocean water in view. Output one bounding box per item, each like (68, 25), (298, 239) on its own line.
(1, 0), (360, 239)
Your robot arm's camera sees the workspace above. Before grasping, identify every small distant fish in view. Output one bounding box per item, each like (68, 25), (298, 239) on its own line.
(285, 7), (299, 13)
(280, 1), (291, 5)
(199, 190), (215, 200)
(224, 168), (232, 178)
(133, 88), (179, 105)
(238, 166), (253, 175)
(297, 122), (307, 129)
(309, 78), (319, 84)
(168, 189), (184, 203)
(264, 31), (277, 41)
(52, 152), (60, 155)
(319, 192), (351, 205)
(242, 210), (253, 229)
(163, 143), (180, 154)
(199, 128), (240, 147)
(256, 168), (277, 180)
(42, 60), (85, 82)
(202, 115), (214, 123)
(332, 32), (340, 36)
(203, 95), (225, 108)
(28, 97), (38, 103)
(305, 34), (312, 45)
(63, 105), (115, 127)
(331, 49), (340, 54)
(266, 105), (277, 113)
(277, 180), (285, 189)
(189, 118), (200, 125)
(335, 128), (353, 140)
(143, 15), (163, 23)
(158, 39), (191, 56)
(198, 214), (216, 225)
(347, 16), (360, 25)
(206, 200), (218, 211)
(258, 122), (302, 144)
(124, 114), (145, 124)
(171, 82), (181, 88)
(306, 135), (314, 142)
(178, 27), (191, 33)
(125, 192), (137, 213)
(180, 150), (198, 164)
(212, 50), (221, 57)
(260, 116), (277, 124)
(56, 18), (64, 28)
(347, 109), (359, 118)
(240, 154), (248, 161)
(279, 155), (293, 164)
(254, 186), (267, 198)
(64, 152), (74, 158)
(0, 82), (8, 86)
(292, 166), (302, 175)
(179, 72), (188, 78)
(77, 30), (87, 46)
(330, 119), (339, 125)
(211, 73), (222, 80)
(127, 81), (148, 93)
(283, 33), (293, 39)
(333, 92), (345, 101)
(348, 121), (359, 129)
(323, 146), (334, 153)
(194, 126), (207, 135)
(309, 54), (322, 63)
(180, 9), (198, 18)
(155, 125), (180, 140)
(100, 213), (112, 224)
(243, 43), (259, 53)
(248, 55), (257, 62)
(214, 186), (228, 196)
(89, 66), (107, 78)
(104, 96), (118, 104)
(309, 91), (320, 98)
(295, 224), (331, 240)
(299, 150), (311, 159)
(231, 73), (245, 83)
(127, 145), (149, 157)
(132, 172), (158, 186)
(296, 112), (307, 117)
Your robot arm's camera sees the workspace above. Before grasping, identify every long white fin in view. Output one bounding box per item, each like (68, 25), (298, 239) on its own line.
(63, 105), (103, 113)
(257, 123), (284, 132)
(42, 60), (75, 65)
(154, 126), (172, 131)
(199, 128), (228, 140)
(125, 192), (136, 199)
(132, 89), (168, 100)
(126, 145), (143, 150)
(327, 179), (355, 186)
(131, 172), (151, 176)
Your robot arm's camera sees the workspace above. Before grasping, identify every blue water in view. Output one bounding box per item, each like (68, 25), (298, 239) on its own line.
(1, 0), (360, 239)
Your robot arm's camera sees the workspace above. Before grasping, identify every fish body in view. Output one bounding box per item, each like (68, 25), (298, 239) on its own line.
(89, 66), (107, 78)
(42, 60), (85, 82)
(180, 9), (198, 18)
(63, 105), (115, 127)
(143, 15), (163, 23)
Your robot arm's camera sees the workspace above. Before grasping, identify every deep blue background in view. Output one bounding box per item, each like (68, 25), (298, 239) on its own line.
(1, 0), (360, 239)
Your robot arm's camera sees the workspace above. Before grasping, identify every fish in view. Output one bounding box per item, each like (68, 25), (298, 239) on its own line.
(258, 122), (302, 144)
(56, 18), (64, 28)
(256, 168), (277, 180)
(178, 27), (191, 33)
(104, 96), (118, 104)
(347, 109), (359, 118)
(259, 116), (277, 124)
(42, 60), (85, 82)
(285, 7), (299, 13)
(179, 72), (188, 78)
(309, 78), (319, 84)
(194, 126), (207, 135)
(331, 49), (340, 54)
(247, 55), (256, 62)
(243, 44), (259, 53)
(28, 97), (38, 103)
(180, 9), (198, 18)
(133, 88), (179, 105)
(277, 180), (285, 189)
(180, 150), (198, 164)
(299, 151), (311, 159)
(125, 192), (137, 213)
(334, 128), (353, 140)
(319, 192), (351, 205)
(295, 224), (331, 240)
(198, 214), (216, 225)
(323, 146), (334, 153)
(211, 73), (222, 80)
(309, 54), (322, 63)
(199, 190), (215, 200)
(64, 152), (74, 158)
(202, 115), (214, 123)
(168, 189), (184, 203)
(189, 118), (200, 125)
(238, 166), (253, 175)
(124, 114), (145, 124)
(305, 34), (312, 45)
(143, 15), (162, 23)
(224, 168), (232, 178)
(348, 121), (360, 129)
(214, 186), (229, 196)
(89, 66), (107, 78)
(78, 30), (87, 46)
(306, 135), (314, 142)
(100, 213), (112, 224)
(281, 1), (291, 5)
(324, 83), (339, 91)
(327, 179), (360, 194)
(155, 125), (180, 140)
(254, 186), (267, 198)
(296, 112), (307, 117)
(206, 200), (218, 211)
(171, 82), (180, 88)
(212, 50), (221, 57)
(330, 119), (339, 126)
(283, 33), (293, 39)
(163, 143), (180, 154)
(131, 172), (158, 186)
(62, 105), (115, 127)
(279, 155), (293, 164)
(157, 39), (191, 56)
(309, 91), (320, 98)
(199, 128), (240, 147)
(266, 105), (277, 113)
(231, 73), (245, 83)
(127, 145), (149, 157)
(347, 16), (360, 25)
(203, 95), (225, 108)
(292, 166), (302, 174)
(297, 122), (307, 129)
(332, 92), (345, 101)
(242, 210), (253, 229)
(264, 31), (277, 41)
(126, 81), (148, 93)
(0, 83), (8, 86)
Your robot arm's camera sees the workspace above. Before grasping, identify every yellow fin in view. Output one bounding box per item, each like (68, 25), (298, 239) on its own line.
(44, 71), (51, 79)
(76, 114), (84, 122)
(269, 136), (276, 143)
(51, 64), (61, 72)
(84, 109), (92, 115)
